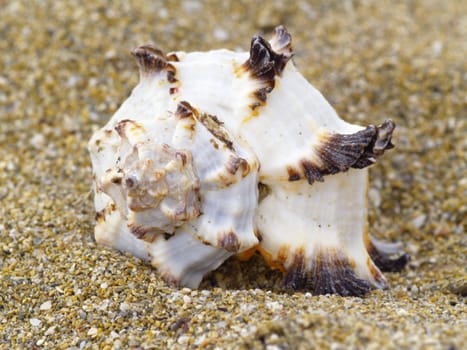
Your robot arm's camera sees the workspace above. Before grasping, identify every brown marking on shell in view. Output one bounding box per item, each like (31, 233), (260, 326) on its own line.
(166, 53), (180, 62)
(258, 182), (271, 202)
(176, 101), (197, 119)
(166, 64), (178, 83)
(93, 131), (112, 152)
(301, 160), (324, 183)
(225, 155), (248, 175)
(243, 35), (291, 78)
(175, 151), (188, 166)
(163, 232), (173, 240)
(95, 202), (116, 223)
(175, 101), (235, 151)
(352, 120), (396, 168)
(124, 176), (135, 188)
(284, 247), (372, 296)
(276, 244), (291, 265)
(131, 45), (168, 74)
(129, 224), (158, 242)
(254, 229), (262, 242)
(286, 166), (301, 181)
(170, 199), (201, 221)
(95, 209), (105, 223)
(249, 86), (274, 111)
(110, 170), (124, 185)
(366, 236), (410, 273)
(174, 102), (198, 141)
(209, 138), (220, 150)
(197, 112), (234, 151)
(218, 231), (241, 252)
(114, 119), (146, 138)
(216, 174), (235, 187)
(285, 120), (396, 184)
(131, 45), (180, 93)
(114, 119), (130, 136)
(253, 86), (273, 102)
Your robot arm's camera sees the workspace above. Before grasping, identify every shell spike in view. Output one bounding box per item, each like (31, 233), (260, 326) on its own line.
(244, 34), (292, 80)
(269, 25), (293, 57)
(286, 121), (397, 185)
(351, 119), (396, 169)
(239, 32), (293, 113)
(131, 45), (168, 76)
(373, 119), (396, 155)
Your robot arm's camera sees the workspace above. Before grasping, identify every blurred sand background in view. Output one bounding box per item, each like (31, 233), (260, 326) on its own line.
(0, 0), (465, 349)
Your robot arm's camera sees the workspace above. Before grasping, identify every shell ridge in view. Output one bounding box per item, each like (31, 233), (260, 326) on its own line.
(171, 100), (260, 252)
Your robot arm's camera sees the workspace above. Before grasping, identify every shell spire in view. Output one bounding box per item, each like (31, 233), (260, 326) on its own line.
(88, 25), (407, 295)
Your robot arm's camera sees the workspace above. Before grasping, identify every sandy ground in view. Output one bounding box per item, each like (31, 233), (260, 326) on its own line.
(0, 0), (465, 349)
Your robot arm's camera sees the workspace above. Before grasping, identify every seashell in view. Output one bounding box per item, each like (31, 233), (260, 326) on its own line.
(88, 26), (408, 295)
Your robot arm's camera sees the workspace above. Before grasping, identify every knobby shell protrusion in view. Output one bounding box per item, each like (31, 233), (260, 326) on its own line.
(88, 25), (407, 296)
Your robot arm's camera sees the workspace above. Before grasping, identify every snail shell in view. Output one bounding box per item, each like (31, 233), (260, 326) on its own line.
(88, 26), (408, 295)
